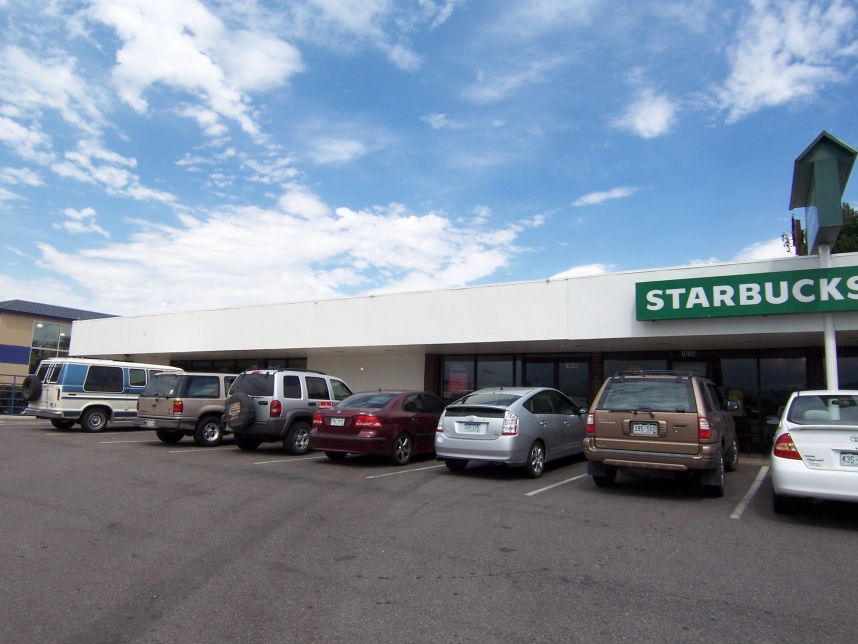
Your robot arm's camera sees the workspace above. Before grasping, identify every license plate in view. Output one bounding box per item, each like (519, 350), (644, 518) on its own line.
(840, 452), (858, 467)
(331, 417), (345, 427)
(460, 422), (483, 434)
(143, 418), (156, 428)
(632, 422), (659, 436)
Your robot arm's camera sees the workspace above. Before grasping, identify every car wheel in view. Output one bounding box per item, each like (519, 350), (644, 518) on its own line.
(234, 434), (261, 451)
(156, 429), (183, 445)
(193, 417), (223, 447)
(593, 466), (617, 488)
(700, 458), (725, 498)
(81, 408), (109, 433)
(773, 492), (795, 514)
(225, 393), (256, 431)
(525, 440), (546, 478)
(21, 375), (42, 402)
(284, 421), (311, 455)
(725, 438), (739, 472)
(325, 451), (348, 462)
(388, 432), (413, 466)
(50, 418), (75, 430)
(444, 459), (468, 472)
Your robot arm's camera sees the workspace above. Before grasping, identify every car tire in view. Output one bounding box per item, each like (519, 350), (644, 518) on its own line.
(50, 418), (75, 430)
(772, 492), (795, 514)
(700, 458), (725, 498)
(194, 416), (223, 447)
(325, 451), (348, 462)
(225, 393), (256, 431)
(156, 429), (184, 444)
(234, 433), (261, 451)
(525, 440), (545, 478)
(388, 432), (413, 466)
(81, 408), (109, 433)
(725, 438), (739, 472)
(444, 459), (468, 472)
(593, 466), (617, 488)
(21, 375), (42, 402)
(284, 421), (311, 455)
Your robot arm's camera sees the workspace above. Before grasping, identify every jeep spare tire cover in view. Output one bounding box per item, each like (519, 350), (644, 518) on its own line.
(21, 375), (42, 402)
(226, 392), (256, 431)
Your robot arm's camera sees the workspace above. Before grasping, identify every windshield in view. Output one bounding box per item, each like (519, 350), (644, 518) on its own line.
(142, 374), (181, 397)
(786, 394), (858, 425)
(337, 392), (397, 409)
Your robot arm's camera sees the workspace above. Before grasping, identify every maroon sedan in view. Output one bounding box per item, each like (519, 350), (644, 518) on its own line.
(310, 390), (445, 465)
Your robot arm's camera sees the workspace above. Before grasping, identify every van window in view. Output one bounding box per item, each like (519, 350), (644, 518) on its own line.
(128, 368), (147, 387)
(84, 366), (124, 392)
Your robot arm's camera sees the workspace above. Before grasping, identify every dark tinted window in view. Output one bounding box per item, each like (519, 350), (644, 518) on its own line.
(453, 392), (522, 407)
(282, 375), (302, 399)
(306, 376), (329, 400)
(185, 375), (220, 398)
(402, 393), (425, 413)
(142, 374), (181, 397)
(548, 390), (577, 414)
(230, 372), (275, 396)
(524, 391), (554, 414)
(331, 379), (352, 401)
(600, 378), (696, 413)
(422, 394), (445, 414)
(128, 368), (147, 387)
(84, 366), (124, 392)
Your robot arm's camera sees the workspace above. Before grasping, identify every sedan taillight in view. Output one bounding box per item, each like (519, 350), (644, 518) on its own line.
(355, 414), (382, 429)
(773, 433), (802, 460)
(502, 411), (519, 436)
(312, 413), (323, 426)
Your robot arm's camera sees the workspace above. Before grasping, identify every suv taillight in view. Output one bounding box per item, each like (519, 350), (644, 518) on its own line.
(172, 400), (183, 414)
(312, 413), (323, 426)
(586, 412), (595, 435)
(773, 433), (801, 460)
(698, 415), (712, 440)
(355, 414), (382, 428)
(270, 400), (282, 417)
(502, 411), (519, 436)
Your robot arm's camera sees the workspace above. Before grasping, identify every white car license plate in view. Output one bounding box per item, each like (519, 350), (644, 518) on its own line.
(331, 417), (345, 426)
(840, 451), (858, 467)
(632, 422), (659, 436)
(144, 418), (156, 428)
(460, 422), (483, 434)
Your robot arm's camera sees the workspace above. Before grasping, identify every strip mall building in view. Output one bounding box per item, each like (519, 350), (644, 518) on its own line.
(70, 251), (858, 452)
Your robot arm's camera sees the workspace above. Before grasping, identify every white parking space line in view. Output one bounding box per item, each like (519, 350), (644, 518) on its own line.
(99, 439), (152, 444)
(730, 465), (770, 520)
(253, 455), (321, 465)
(365, 464), (446, 479)
(525, 473), (589, 496)
(168, 447), (235, 454)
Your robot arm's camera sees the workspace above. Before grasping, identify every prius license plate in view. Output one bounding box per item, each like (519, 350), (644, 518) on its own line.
(460, 422), (483, 434)
(840, 452), (858, 467)
(331, 417), (345, 427)
(632, 422), (659, 436)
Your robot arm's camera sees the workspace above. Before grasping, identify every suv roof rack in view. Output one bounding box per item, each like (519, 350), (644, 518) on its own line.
(613, 369), (704, 378)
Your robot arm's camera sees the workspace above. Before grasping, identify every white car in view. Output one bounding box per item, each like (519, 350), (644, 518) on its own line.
(770, 390), (858, 513)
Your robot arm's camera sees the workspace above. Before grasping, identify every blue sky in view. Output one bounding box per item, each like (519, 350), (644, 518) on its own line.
(1, 0), (857, 316)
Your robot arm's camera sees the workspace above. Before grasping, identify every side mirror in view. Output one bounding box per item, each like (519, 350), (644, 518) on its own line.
(579, 406), (589, 415)
(766, 415), (780, 426)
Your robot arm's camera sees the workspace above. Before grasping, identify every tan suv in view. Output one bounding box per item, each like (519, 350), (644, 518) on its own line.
(584, 370), (739, 497)
(136, 372), (237, 446)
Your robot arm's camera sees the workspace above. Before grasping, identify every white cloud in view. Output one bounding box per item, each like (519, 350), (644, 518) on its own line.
(732, 237), (794, 261)
(463, 57), (568, 104)
(54, 206), (110, 238)
(610, 88), (678, 139)
(572, 186), (639, 207)
(718, 0), (858, 122)
(550, 263), (613, 279)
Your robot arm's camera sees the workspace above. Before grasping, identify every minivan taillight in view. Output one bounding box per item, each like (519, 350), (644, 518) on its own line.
(773, 433), (802, 460)
(698, 415), (712, 440)
(502, 411), (519, 436)
(270, 400), (282, 417)
(172, 400), (183, 414)
(586, 412), (595, 435)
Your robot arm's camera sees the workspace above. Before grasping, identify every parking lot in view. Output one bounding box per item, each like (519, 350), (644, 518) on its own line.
(2, 416), (857, 643)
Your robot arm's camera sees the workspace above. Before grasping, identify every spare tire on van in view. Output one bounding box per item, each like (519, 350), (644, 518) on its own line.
(21, 375), (42, 402)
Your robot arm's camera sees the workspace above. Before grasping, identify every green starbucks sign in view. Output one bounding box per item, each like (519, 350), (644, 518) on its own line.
(636, 267), (858, 321)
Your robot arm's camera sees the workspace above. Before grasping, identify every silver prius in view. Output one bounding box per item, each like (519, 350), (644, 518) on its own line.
(435, 386), (588, 478)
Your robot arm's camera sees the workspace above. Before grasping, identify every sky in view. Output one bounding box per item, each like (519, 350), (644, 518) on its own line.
(1, 0), (858, 317)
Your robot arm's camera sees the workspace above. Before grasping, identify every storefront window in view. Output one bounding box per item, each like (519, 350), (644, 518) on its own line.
(29, 321), (71, 373)
(476, 355), (513, 389)
(442, 357), (474, 402)
(603, 358), (667, 376)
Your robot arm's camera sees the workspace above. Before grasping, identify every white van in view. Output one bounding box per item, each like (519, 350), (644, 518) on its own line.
(21, 357), (182, 432)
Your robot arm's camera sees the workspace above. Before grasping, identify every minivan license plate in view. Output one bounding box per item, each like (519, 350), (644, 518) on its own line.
(632, 422), (659, 436)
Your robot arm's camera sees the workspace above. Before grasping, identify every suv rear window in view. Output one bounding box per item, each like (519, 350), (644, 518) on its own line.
(230, 372), (275, 397)
(142, 373), (182, 397)
(599, 379), (697, 413)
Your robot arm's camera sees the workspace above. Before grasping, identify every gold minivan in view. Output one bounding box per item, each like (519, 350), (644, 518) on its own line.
(584, 370), (739, 497)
